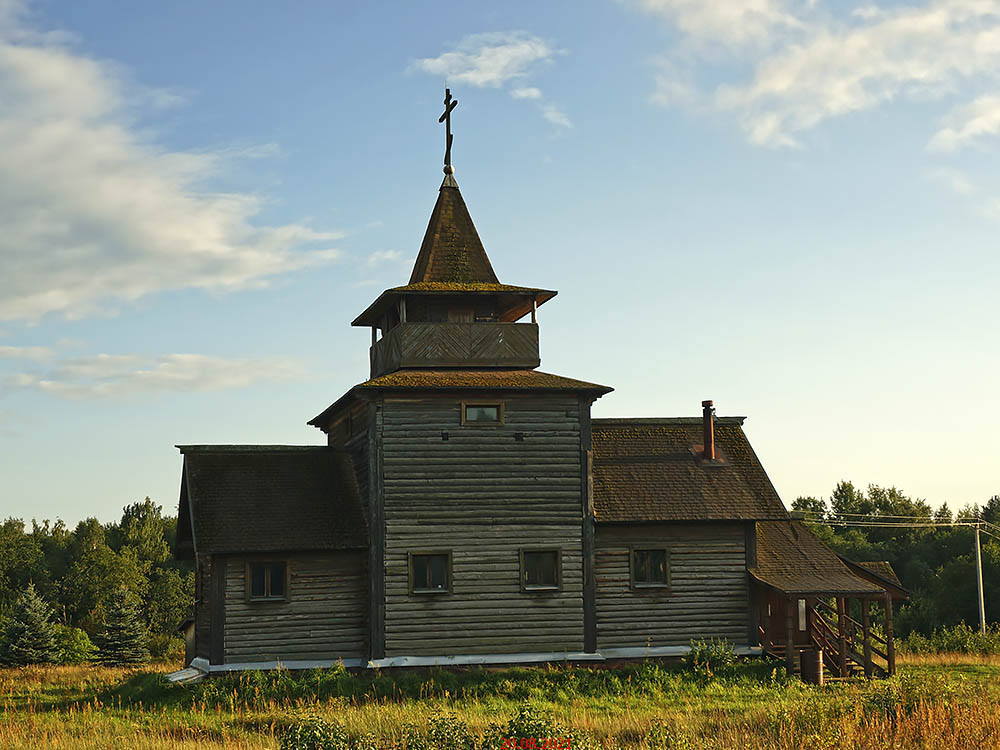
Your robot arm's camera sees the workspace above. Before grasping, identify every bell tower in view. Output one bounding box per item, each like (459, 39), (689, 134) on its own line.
(352, 90), (556, 377)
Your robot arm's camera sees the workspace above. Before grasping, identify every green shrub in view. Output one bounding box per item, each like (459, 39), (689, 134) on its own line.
(147, 633), (185, 661)
(53, 624), (96, 664)
(427, 712), (477, 750)
(899, 622), (1000, 655)
(681, 638), (736, 678)
(279, 715), (351, 750)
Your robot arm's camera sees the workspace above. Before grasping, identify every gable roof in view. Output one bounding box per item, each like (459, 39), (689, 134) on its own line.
(591, 418), (788, 523)
(409, 175), (498, 284)
(177, 446), (367, 555)
(751, 521), (885, 596)
(840, 558), (910, 600)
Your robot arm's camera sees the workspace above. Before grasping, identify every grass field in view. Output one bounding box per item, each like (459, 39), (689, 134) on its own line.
(1, 655), (998, 749)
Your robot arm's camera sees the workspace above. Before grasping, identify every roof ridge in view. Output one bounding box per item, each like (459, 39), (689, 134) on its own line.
(177, 445), (331, 453)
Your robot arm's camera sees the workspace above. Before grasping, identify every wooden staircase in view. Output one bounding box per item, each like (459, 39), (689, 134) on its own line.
(763, 599), (891, 680)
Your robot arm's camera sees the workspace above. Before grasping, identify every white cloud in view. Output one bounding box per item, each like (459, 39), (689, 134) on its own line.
(640, 0), (1000, 149)
(719, 2), (1000, 147)
(413, 32), (553, 88)
(929, 94), (1000, 152)
(633, 0), (804, 47)
(927, 167), (976, 195)
(0, 344), (53, 360)
(541, 104), (573, 128)
(511, 87), (542, 100)
(364, 249), (406, 268)
(413, 33), (571, 129)
(0, 6), (342, 322)
(4, 352), (303, 400)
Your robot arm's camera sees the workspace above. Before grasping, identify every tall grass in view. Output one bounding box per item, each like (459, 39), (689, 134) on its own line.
(1, 658), (999, 749)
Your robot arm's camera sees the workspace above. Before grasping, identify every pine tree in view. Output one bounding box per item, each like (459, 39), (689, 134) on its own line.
(1, 582), (59, 666)
(96, 588), (150, 666)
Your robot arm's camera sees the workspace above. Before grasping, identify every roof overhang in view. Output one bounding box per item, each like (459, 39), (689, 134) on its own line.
(748, 569), (886, 598)
(351, 284), (557, 327)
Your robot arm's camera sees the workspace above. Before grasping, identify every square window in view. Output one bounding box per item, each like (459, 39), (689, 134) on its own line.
(410, 553), (450, 594)
(247, 561), (287, 601)
(631, 549), (670, 589)
(521, 550), (560, 591)
(461, 402), (503, 425)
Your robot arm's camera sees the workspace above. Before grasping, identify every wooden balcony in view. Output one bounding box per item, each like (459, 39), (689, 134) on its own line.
(370, 322), (540, 377)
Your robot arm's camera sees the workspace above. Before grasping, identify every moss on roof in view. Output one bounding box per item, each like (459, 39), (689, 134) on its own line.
(409, 181), (498, 284)
(390, 282), (553, 294)
(357, 368), (613, 392)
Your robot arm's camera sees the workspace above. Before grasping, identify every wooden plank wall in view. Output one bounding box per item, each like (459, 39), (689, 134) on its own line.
(222, 551), (367, 663)
(595, 524), (748, 648)
(381, 394), (585, 656)
(194, 553), (211, 660)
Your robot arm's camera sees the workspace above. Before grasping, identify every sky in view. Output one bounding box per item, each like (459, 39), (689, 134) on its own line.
(0, 0), (998, 526)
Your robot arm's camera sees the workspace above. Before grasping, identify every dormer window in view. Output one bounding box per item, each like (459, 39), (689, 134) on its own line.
(462, 402), (503, 425)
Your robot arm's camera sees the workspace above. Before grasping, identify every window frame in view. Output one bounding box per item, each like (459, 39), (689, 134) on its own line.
(408, 550), (453, 595)
(629, 546), (671, 592)
(245, 559), (290, 602)
(460, 400), (504, 426)
(519, 548), (562, 593)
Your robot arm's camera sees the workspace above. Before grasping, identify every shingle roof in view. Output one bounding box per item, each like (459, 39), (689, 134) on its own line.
(356, 368), (613, 393)
(178, 446), (367, 554)
(751, 521), (884, 596)
(839, 558), (909, 600)
(591, 419), (789, 522)
(409, 176), (498, 284)
(854, 561), (902, 588)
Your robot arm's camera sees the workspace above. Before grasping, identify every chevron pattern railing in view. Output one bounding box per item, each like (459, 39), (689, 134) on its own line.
(370, 322), (540, 376)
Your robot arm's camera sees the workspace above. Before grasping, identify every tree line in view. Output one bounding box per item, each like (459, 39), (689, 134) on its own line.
(794, 482), (1000, 636)
(0, 498), (192, 665)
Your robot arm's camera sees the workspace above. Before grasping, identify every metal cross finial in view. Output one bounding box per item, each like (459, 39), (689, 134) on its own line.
(439, 88), (458, 174)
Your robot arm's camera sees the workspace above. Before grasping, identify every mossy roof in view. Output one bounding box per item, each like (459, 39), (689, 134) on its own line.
(356, 368), (612, 392)
(307, 369), (612, 430)
(351, 177), (556, 326)
(408, 177), (498, 284)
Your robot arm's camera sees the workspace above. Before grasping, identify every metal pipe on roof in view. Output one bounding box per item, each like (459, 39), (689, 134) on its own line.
(702, 400), (715, 461)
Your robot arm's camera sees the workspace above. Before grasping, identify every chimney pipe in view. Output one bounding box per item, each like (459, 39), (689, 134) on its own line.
(702, 400), (715, 461)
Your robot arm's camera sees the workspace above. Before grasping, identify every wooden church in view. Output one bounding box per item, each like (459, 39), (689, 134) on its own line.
(174, 93), (905, 681)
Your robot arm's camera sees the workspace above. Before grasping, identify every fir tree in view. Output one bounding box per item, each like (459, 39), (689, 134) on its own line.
(96, 588), (150, 666)
(1, 582), (59, 666)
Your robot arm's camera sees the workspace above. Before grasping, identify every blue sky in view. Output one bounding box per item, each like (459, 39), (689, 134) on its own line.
(1, 0), (998, 525)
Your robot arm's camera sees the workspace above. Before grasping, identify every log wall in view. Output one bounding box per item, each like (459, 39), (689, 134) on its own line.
(194, 553), (211, 660)
(595, 523), (749, 648)
(380, 393), (586, 656)
(221, 551), (367, 663)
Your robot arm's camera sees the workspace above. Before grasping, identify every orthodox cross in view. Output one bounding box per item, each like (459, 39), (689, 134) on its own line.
(439, 88), (458, 171)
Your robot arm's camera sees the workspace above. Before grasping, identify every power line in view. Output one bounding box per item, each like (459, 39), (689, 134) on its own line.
(795, 512), (991, 634)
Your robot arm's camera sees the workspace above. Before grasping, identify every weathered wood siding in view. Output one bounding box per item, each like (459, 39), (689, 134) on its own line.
(194, 553), (211, 660)
(595, 524), (748, 648)
(222, 551), (367, 663)
(381, 394), (585, 656)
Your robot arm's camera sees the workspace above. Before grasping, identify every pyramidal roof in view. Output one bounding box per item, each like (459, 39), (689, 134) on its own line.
(408, 174), (499, 284)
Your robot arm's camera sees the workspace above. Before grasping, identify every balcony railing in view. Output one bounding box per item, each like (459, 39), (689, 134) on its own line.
(370, 322), (540, 377)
